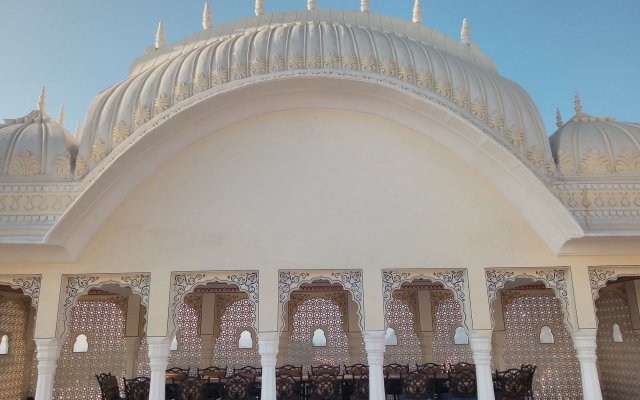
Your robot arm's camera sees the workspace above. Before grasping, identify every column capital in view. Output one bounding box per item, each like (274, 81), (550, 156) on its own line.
(364, 330), (386, 352)
(571, 329), (598, 361)
(147, 336), (171, 372)
(258, 331), (280, 355)
(35, 338), (61, 363)
(469, 330), (492, 366)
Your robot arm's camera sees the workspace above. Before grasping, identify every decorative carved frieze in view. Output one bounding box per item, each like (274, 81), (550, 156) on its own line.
(0, 275), (41, 309)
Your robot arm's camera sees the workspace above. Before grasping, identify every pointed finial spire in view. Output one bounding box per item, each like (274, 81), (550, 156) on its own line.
(155, 21), (165, 50)
(58, 105), (65, 126)
(361, 0), (370, 13)
(307, 0), (316, 11)
(556, 108), (563, 128)
(574, 92), (583, 114)
(412, 0), (423, 24)
(38, 86), (46, 113)
(255, 0), (264, 16)
(460, 18), (471, 46)
(203, 2), (212, 30)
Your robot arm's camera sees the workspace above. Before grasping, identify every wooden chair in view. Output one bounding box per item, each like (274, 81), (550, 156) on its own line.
(352, 374), (370, 400)
(310, 364), (340, 376)
(450, 362), (475, 372)
(309, 372), (342, 400)
(519, 365), (537, 399)
(416, 363), (447, 395)
(383, 363), (410, 377)
(276, 365), (303, 378)
(166, 368), (191, 399)
(276, 374), (301, 400)
(383, 364), (409, 400)
(123, 377), (151, 400)
(400, 370), (436, 399)
(447, 369), (477, 399)
(494, 369), (528, 399)
(233, 366), (262, 379)
(198, 366), (227, 379)
(96, 373), (123, 400)
(176, 376), (209, 400)
(222, 373), (253, 400)
(344, 363), (369, 376)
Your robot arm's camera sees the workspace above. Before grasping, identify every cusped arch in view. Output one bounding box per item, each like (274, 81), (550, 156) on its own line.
(278, 270), (364, 333)
(588, 266), (640, 326)
(485, 268), (577, 332)
(41, 76), (581, 262)
(169, 271), (258, 338)
(0, 275), (41, 311)
(382, 269), (472, 330)
(58, 273), (150, 342)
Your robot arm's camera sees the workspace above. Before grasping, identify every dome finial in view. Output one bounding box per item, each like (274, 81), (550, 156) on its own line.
(155, 21), (165, 50)
(255, 0), (264, 16)
(460, 18), (471, 45)
(307, 0), (316, 11)
(412, 0), (423, 24)
(203, 2), (212, 30)
(58, 105), (65, 126)
(574, 92), (583, 114)
(556, 108), (563, 128)
(361, 0), (370, 13)
(38, 86), (46, 113)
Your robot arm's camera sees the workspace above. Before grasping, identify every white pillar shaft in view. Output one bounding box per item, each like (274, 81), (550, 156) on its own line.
(148, 337), (170, 400)
(125, 336), (142, 378)
(34, 338), (61, 400)
(364, 331), (386, 400)
(469, 331), (495, 400)
(572, 329), (603, 400)
(259, 332), (279, 400)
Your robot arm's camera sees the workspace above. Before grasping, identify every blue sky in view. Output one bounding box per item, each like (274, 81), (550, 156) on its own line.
(0, 0), (638, 135)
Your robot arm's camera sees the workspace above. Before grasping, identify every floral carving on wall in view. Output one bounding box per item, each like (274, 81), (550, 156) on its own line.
(0, 275), (41, 310)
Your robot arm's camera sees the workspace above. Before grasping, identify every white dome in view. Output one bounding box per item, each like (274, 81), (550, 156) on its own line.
(550, 112), (640, 175)
(77, 10), (553, 178)
(0, 110), (78, 179)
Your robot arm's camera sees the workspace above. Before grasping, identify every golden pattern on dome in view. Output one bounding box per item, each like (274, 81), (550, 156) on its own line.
(416, 71), (434, 89)
(470, 97), (487, 121)
(556, 150), (576, 174)
(8, 151), (39, 176)
(305, 53), (323, 69)
(269, 54), (285, 72)
(506, 126), (525, 152)
(580, 149), (613, 174)
(249, 58), (267, 75)
(211, 68), (229, 85)
(229, 64), (248, 80)
(192, 75), (210, 94)
(53, 153), (72, 177)
(615, 150), (640, 173)
(453, 88), (470, 111)
(341, 53), (359, 70)
(378, 59), (397, 76)
(133, 106), (151, 127)
(110, 121), (131, 146)
(488, 111), (505, 133)
(89, 139), (107, 164)
(527, 147), (547, 171)
(75, 156), (87, 179)
(435, 79), (452, 99)
(173, 82), (191, 102)
(153, 93), (170, 113)
(397, 64), (415, 82)
(323, 52), (340, 68)
(359, 55), (378, 73)
(287, 53), (304, 70)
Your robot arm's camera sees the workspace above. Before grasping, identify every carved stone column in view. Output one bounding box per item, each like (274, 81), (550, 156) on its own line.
(364, 331), (386, 400)
(125, 336), (142, 378)
(34, 338), (61, 400)
(148, 337), (171, 400)
(469, 330), (495, 400)
(259, 332), (279, 400)
(571, 329), (603, 400)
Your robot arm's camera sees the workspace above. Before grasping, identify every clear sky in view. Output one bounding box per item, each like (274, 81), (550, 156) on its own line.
(0, 0), (638, 135)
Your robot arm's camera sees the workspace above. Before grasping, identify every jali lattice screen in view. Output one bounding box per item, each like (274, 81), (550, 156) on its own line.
(53, 298), (127, 400)
(0, 300), (31, 400)
(168, 295), (203, 372)
(213, 298), (259, 369)
(432, 297), (473, 365)
(384, 297), (422, 365)
(503, 294), (582, 400)
(595, 285), (640, 400)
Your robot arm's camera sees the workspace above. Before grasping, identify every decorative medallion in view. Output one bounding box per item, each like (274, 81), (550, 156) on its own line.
(8, 151), (39, 176)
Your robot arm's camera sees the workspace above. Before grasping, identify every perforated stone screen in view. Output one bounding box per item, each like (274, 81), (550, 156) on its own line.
(596, 285), (640, 400)
(0, 300), (30, 400)
(503, 294), (582, 400)
(213, 299), (259, 369)
(168, 297), (203, 371)
(432, 298), (472, 365)
(384, 298), (422, 365)
(286, 298), (350, 370)
(53, 298), (127, 400)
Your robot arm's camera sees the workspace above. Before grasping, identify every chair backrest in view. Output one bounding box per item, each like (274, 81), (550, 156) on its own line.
(223, 374), (252, 400)
(401, 370), (436, 398)
(96, 373), (121, 400)
(176, 377), (208, 400)
(233, 366), (262, 379)
(166, 367), (190, 381)
(450, 362), (476, 372)
(383, 363), (409, 378)
(276, 365), (303, 377)
(276, 374), (300, 400)
(495, 369), (528, 397)
(416, 363), (446, 374)
(352, 375), (370, 400)
(309, 373), (341, 400)
(448, 369), (477, 397)
(124, 377), (151, 400)
(344, 363), (369, 376)
(311, 364), (340, 376)
(520, 364), (537, 389)
(198, 366), (227, 379)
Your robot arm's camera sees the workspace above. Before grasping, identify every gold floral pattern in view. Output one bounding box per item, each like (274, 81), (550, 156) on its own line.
(229, 64), (247, 80)
(249, 59), (267, 75)
(506, 126), (525, 152)
(90, 139), (107, 164)
(153, 93), (170, 113)
(580, 149), (613, 174)
(359, 55), (378, 73)
(269, 54), (285, 72)
(323, 52), (340, 68)
(435, 79), (452, 99)
(341, 53), (359, 70)
(488, 111), (505, 133)
(379, 59), (396, 76)
(133, 106), (151, 126)
(453, 88), (470, 111)
(8, 151), (39, 176)
(556, 150), (576, 174)
(415, 72), (433, 89)
(173, 82), (191, 101)
(305, 53), (322, 69)
(192, 75), (210, 93)
(111, 121), (132, 145)
(75, 156), (87, 179)
(470, 98), (486, 121)
(527, 147), (546, 170)
(397, 64), (414, 82)
(211, 68), (229, 85)
(287, 52), (304, 70)
(53, 153), (72, 177)
(615, 149), (640, 173)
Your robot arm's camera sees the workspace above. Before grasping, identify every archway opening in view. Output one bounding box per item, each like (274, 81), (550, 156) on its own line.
(279, 279), (364, 371)
(0, 284), (37, 400)
(384, 278), (471, 367)
(490, 277), (581, 400)
(594, 276), (640, 398)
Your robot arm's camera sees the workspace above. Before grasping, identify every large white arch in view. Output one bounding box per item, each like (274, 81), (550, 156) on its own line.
(0, 76), (582, 261)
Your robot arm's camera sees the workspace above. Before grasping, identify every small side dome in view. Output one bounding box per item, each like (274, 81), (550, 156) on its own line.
(0, 91), (78, 180)
(550, 96), (640, 175)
